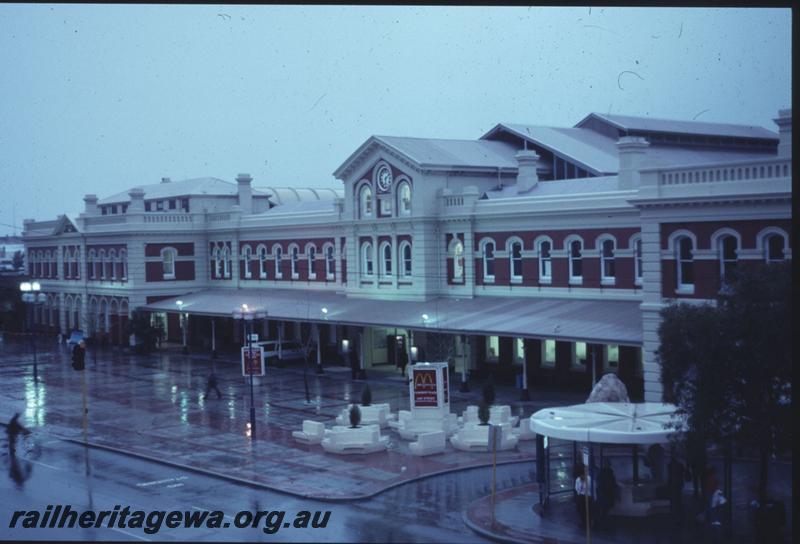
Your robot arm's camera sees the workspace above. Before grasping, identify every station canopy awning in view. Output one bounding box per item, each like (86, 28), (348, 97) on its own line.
(530, 402), (683, 445)
(141, 288), (642, 346)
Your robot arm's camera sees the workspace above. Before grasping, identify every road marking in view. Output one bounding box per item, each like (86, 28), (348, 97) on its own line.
(166, 483), (184, 488)
(136, 475), (188, 487)
(26, 459), (62, 471)
(191, 506), (235, 520)
(111, 527), (150, 541)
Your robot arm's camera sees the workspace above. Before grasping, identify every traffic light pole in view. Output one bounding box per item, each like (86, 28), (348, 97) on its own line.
(246, 319), (256, 440)
(81, 368), (88, 443)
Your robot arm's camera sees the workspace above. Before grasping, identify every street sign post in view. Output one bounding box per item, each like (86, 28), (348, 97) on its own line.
(241, 346), (265, 377)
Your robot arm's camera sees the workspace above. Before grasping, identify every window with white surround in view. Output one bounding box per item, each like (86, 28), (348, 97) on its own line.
(307, 245), (317, 279)
(538, 239), (552, 282)
(397, 181), (411, 215)
(89, 250), (97, 279)
(486, 336), (499, 362)
(359, 184), (373, 218)
(605, 344), (619, 371)
(676, 236), (694, 292)
(274, 246), (283, 279)
(765, 233), (786, 263)
(222, 246), (231, 278)
(120, 249), (127, 280)
(161, 248), (176, 279)
(400, 241), (412, 279)
(290, 245), (299, 279)
(242, 245), (252, 279)
(257, 245), (267, 278)
(510, 240), (523, 281)
(542, 339), (556, 368)
(361, 241), (374, 277)
(453, 240), (464, 281)
(380, 241), (392, 277)
(98, 250), (106, 280)
(568, 238), (583, 283)
(572, 341), (588, 370)
(483, 240), (495, 282)
(325, 245), (335, 280)
(514, 338), (525, 365)
(109, 249), (117, 280)
(718, 235), (738, 285)
(634, 237), (643, 285)
(600, 238), (616, 284)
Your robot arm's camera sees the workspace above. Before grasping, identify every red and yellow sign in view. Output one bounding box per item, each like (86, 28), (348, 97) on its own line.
(241, 346), (264, 377)
(413, 368), (438, 407)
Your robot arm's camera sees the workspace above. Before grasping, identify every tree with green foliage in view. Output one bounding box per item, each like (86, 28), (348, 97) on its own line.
(659, 261), (791, 502)
(349, 404), (361, 428)
(126, 309), (162, 354)
(360, 384), (372, 407)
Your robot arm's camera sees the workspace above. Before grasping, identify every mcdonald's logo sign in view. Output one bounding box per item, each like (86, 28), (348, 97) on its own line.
(414, 371), (435, 386)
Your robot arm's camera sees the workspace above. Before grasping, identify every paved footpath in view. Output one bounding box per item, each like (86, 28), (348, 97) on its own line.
(0, 339), (584, 501)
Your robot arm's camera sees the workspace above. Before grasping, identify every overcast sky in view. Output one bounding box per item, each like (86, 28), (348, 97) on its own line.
(0, 5), (791, 235)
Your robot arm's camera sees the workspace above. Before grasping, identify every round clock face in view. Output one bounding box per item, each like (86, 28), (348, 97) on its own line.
(377, 167), (393, 192)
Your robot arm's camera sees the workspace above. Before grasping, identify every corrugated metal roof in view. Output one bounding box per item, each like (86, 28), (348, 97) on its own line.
(141, 287), (642, 345)
(482, 176), (621, 199)
(486, 124), (620, 174)
(255, 200), (337, 216)
(254, 186), (343, 205)
(580, 113), (779, 140)
(375, 136), (519, 170)
(99, 177), (267, 205)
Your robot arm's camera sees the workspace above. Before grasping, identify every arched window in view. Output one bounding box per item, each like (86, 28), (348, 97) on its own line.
(290, 245), (299, 279)
(109, 249), (117, 280)
(257, 245), (267, 279)
(74, 247), (81, 279)
(307, 245), (317, 280)
(222, 246), (231, 278)
(397, 181), (412, 215)
(359, 184), (373, 218)
(634, 238), (643, 285)
(98, 250), (107, 280)
(380, 241), (392, 277)
(119, 249), (127, 280)
(600, 238), (616, 282)
(242, 245), (252, 279)
(453, 240), (464, 281)
(64, 248), (71, 279)
(274, 246), (283, 279)
(324, 245), (335, 280)
(211, 246), (221, 278)
(161, 248), (176, 279)
(538, 240), (552, 282)
(483, 241), (495, 281)
(88, 250), (97, 280)
(765, 233), (787, 263)
(676, 236), (694, 290)
(510, 240), (523, 281)
(569, 239), (583, 282)
(361, 242), (374, 277)
(400, 241), (412, 279)
(718, 235), (738, 284)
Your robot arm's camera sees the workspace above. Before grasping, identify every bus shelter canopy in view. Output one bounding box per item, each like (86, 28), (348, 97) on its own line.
(530, 402), (683, 445)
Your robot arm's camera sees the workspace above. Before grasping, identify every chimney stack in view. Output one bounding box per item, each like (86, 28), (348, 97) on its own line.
(616, 136), (650, 190)
(161, 177), (171, 184)
(236, 173), (253, 214)
(515, 150), (540, 194)
(83, 194), (98, 215)
(128, 187), (145, 212)
(773, 108), (792, 158)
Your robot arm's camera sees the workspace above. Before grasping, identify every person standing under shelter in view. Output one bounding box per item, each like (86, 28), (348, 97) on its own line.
(596, 459), (618, 526)
(574, 463), (594, 528)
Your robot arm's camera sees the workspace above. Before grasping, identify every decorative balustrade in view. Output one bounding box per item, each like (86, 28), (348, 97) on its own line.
(143, 213), (194, 224)
(444, 196), (465, 207)
(207, 212), (232, 222)
(84, 215), (127, 226)
(657, 158), (791, 186)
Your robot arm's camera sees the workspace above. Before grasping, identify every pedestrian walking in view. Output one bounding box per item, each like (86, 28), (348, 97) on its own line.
(596, 459), (619, 526)
(6, 412), (30, 456)
(707, 486), (727, 543)
(399, 345), (408, 378)
(203, 372), (222, 400)
(71, 340), (86, 371)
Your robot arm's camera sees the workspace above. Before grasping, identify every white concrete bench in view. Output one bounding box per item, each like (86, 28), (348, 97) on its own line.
(396, 413), (459, 441)
(490, 405), (519, 427)
(457, 405), (479, 426)
(387, 410), (411, 431)
(321, 425), (389, 454)
(511, 418), (536, 440)
(450, 423), (519, 452)
(409, 430), (446, 456)
(291, 420), (326, 445)
(335, 404), (391, 428)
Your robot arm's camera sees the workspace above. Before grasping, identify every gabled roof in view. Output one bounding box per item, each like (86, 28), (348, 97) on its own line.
(481, 124), (619, 174)
(333, 135), (519, 179)
(576, 112), (779, 141)
(98, 177), (268, 205)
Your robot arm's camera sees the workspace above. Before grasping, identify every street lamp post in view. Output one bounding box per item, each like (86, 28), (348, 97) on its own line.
(233, 304), (266, 441)
(176, 300), (188, 354)
(20, 281), (46, 383)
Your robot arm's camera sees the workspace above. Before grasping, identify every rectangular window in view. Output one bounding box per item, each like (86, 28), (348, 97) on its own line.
(156, 200), (164, 211)
(486, 336), (499, 363)
(145, 201), (151, 211)
(606, 345), (619, 370)
(169, 199), (176, 210)
(111, 205), (117, 214)
(101, 207), (107, 215)
(181, 198), (189, 212)
(572, 341), (587, 370)
(514, 338), (525, 365)
(380, 198), (392, 215)
(542, 339), (556, 368)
